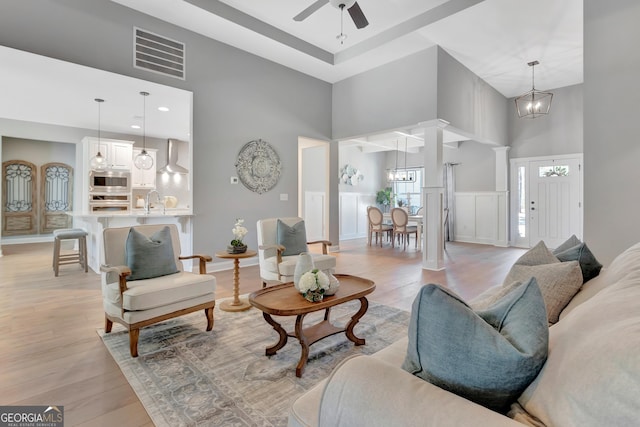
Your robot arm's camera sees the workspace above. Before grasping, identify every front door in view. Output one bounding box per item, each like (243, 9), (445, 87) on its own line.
(528, 158), (582, 249)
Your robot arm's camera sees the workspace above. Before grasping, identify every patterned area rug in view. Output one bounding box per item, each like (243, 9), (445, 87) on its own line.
(99, 300), (410, 427)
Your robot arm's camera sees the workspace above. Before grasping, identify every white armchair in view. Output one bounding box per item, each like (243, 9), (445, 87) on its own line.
(256, 217), (336, 287)
(100, 224), (216, 357)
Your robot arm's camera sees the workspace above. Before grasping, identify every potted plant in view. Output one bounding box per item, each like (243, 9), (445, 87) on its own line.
(376, 187), (393, 212)
(227, 218), (248, 254)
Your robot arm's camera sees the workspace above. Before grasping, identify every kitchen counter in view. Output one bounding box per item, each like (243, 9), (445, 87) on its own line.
(70, 210), (194, 273)
(69, 208), (192, 218)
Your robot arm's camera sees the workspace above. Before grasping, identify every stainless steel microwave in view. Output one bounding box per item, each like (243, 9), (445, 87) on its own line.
(89, 170), (131, 193)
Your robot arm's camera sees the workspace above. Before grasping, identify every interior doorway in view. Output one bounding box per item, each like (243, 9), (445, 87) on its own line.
(510, 154), (583, 249)
(298, 137), (330, 242)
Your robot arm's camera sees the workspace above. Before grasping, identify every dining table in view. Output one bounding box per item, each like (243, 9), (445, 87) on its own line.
(382, 212), (423, 249)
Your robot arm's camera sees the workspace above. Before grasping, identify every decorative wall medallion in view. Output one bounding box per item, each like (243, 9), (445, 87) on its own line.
(235, 139), (281, 194)
(339, 163), (364, 186)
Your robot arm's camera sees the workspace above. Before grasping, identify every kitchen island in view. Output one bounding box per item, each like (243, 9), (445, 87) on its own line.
(69, 209), (194, 274)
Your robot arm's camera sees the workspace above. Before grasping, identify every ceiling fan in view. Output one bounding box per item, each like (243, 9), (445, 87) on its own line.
(294, 0), (369, 30)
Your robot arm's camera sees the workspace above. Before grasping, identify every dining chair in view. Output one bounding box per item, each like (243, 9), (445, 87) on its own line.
(391, 207), (418, 250)
(367, 206), (392, 247)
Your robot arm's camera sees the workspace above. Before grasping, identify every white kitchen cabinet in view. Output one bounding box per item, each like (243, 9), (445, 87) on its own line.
(131, 148), (157, 188)
(86, 137), (134, 170)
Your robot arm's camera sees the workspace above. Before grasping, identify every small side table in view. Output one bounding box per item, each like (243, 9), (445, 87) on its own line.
(215, 249), (257, 312)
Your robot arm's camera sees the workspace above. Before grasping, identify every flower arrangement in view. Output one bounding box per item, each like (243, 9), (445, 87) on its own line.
(228, 218), (248, 253)
(298, 269), (330, 302)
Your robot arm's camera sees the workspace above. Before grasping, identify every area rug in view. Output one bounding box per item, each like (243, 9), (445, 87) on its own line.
(99, 300), (410, 427)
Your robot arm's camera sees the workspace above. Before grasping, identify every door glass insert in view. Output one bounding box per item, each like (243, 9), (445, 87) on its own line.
(518, 166), (526, 238)
(538, 165), (569, 177)
(5, 163), (34, 212)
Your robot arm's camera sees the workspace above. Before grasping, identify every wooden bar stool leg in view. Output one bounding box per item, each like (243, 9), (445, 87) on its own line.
(53, 238), (61, 277)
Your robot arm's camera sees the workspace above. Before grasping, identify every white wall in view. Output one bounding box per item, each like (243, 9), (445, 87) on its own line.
(443, 141), (496, 192)
(584, 0), (640, 264)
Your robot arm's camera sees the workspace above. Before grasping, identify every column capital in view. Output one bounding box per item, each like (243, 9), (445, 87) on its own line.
(492, 146), (511, 153)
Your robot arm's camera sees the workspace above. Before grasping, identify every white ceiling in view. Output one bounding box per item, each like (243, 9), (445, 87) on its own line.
(109, 0), (582, 150)
(111, 0), (583, 98)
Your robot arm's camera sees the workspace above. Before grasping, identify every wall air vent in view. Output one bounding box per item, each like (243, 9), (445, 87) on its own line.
(134, 27), (185, 80)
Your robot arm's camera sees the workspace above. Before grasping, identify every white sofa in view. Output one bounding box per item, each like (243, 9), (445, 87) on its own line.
(289, 242), (640, 427)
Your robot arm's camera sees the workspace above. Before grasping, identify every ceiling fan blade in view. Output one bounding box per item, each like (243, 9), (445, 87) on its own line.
(293, 0), (329, 22)
(348, 2), (369, 29)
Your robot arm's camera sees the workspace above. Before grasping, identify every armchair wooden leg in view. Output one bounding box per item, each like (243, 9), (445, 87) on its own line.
(205, 306), (214, 331)
(129, 328), (140, 357)
(105, 316), (113, 333)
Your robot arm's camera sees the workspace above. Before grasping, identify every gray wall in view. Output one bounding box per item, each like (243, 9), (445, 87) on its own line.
(443, 142), (496, 192)
(437, 49), (508, 146)
(509, 84), (583, 159)
(584, 0), (640, 264)
(332, 47), (438, 140)
(338, 145), (386, 194)
(0, 0), (332, 253)
(3, 137), (75, 168)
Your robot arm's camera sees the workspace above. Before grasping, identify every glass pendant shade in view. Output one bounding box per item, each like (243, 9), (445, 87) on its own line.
(134, 149), (154, 169)
(90, 151), (107, 170)
(515, 61), (553, 119)
(134, 91), (154, 170)
(90, 98), (107, 171)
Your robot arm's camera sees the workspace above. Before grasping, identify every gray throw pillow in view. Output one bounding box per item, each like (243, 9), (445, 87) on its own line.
(503, 261), (582, 324)
(276, 219), (308, 256)
(402, 280), (548, 413)
(554, 242), (603, 283)
(125, 226), (179, 281)
(552, 234), (582, 254)
(514, 240), (559, 266)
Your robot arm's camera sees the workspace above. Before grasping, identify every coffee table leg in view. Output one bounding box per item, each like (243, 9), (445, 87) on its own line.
(294, 313), (309, 378)
(346, 297), (368, 346)
(263, 313), (288, 356)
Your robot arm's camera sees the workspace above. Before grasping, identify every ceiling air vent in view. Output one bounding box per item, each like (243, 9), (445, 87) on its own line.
(134, 27), (185, 80)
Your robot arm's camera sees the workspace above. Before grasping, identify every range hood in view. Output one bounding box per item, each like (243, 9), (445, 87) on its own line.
(158, 139), (189, 174)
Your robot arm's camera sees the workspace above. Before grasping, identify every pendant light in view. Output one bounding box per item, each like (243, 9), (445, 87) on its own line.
(134, 91), (154, 170)
(90, 98), (107, 171)
(515, 60), (553, 119)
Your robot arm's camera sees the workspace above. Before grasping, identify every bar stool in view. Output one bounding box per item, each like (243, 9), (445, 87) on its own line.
(53, 228), (88, 276)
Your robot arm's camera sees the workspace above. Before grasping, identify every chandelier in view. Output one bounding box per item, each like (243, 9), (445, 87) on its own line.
(515, 60), (553, 119)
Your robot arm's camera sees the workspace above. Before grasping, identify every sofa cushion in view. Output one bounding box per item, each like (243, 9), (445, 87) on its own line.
(125, 226), (179, 281)
(105, 271), (215, 311)
(554, 242), (602, 283)
(518, 270), (640, 426)
(277, 219), (308, 256)
(401, 280), (548, 413)
(503, 260), (582, 324)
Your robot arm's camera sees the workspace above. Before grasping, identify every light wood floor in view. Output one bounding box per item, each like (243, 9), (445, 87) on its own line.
(0, 238), (525, 426)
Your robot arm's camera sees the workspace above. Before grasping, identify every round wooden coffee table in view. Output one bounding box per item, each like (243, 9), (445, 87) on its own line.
(249, 274), (375, 377)
(215, 249), (257, 312)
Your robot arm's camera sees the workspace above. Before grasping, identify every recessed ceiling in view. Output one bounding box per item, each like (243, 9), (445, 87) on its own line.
(111, 0), (583, 98)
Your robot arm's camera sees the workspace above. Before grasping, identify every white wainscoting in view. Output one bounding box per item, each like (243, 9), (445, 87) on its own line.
(454, 191), (508, 247)
(339, 192), (376, 240)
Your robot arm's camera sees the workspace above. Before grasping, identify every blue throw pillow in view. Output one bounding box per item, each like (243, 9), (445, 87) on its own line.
(276, 219), (308, 256)
(125, 226), (179, 281)
(402, 279), (549, 413)
(554, 242), (603, 283)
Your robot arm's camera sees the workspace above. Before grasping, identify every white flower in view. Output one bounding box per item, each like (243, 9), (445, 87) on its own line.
(232, 218), (248, 241)
(298, 269), (330, 294)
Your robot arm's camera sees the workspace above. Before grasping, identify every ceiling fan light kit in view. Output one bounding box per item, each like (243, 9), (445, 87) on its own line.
(294, 0), (368, 44)
(515, 60), (553, 119)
